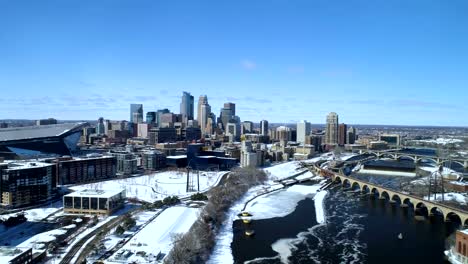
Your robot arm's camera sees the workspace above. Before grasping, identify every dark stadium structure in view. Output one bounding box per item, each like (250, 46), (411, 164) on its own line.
(0, 123), (88, 159)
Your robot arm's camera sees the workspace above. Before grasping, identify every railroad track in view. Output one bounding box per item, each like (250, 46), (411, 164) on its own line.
(59, 214), (128, 264)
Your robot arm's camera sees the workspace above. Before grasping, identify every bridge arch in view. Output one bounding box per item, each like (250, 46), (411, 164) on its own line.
(361, 185), (370, 194)
(334, 176), (342, 183)
(351, 182), (361, 191)
(343, 179), (351, 188)
(446, 212), (462, 227)
(397, 155), (416, 162)
(417, 158), (438, 165)
(403, 198), (415, 209)
(391, 194), (402, 204)
(429, 207), (445, 221)
(415, 202), (429, 218)
(464, 218), (468, 227)
(381, 191), (390, 200)
(371, 188), (380, 198)
(380, 153), (396, 159)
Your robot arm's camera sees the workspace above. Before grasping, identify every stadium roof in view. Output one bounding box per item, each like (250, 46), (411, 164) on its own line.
(0, 123), (87, 142)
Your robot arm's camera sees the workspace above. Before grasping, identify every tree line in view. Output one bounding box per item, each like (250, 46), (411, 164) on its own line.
(165, 167), (267, 264)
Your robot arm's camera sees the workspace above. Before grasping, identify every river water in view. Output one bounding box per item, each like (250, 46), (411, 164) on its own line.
(232, 184), (457, 264)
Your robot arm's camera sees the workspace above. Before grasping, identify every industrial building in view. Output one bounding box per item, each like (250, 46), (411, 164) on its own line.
(63, 189), (126, 215)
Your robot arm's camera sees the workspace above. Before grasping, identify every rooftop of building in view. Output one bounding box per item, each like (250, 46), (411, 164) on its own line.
(460, 229), (468, 236)
(0, 160), (53, 170)
(167, 155), (187, 159)
(0, 246), (30, 262)
(197, 155), (217, 159)
(0, 122), (87, 142)
(63, 154), (115, 162)
(64, 189), (125, 198)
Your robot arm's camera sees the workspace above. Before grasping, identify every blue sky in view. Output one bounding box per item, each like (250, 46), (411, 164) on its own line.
(0, 0), (467, 126)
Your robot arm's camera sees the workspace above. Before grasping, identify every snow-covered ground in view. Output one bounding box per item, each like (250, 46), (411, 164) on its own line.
(0, 200), (63, 222)
(85, 210), (161, 263)
(415, 138), (463, 145)
(45, 204), (137, 264)
(419, 166), (461, 179)
(264, 161), (306, 181)
(424, 193), (468, 205)
(71, 170), (227, 203)
(106, 206), (199, 263)
(18, 225), (69, 249)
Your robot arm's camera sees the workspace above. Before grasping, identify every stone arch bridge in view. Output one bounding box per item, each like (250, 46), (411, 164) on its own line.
(310, 166), (468, 226)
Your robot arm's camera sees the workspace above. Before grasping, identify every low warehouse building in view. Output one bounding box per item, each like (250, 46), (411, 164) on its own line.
(63, 189), (125, 215)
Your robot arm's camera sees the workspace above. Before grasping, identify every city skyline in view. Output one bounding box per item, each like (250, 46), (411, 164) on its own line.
(1, 1), (467, 126)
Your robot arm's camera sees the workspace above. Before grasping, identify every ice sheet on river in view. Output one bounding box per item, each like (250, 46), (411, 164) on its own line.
(244, 185), (322, 220)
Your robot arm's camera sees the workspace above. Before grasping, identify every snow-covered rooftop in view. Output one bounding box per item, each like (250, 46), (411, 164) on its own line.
(64, 189), (125, 198)
(0, 246), (30, 263)
(197, 155), (217, 159)
(0, 161), (53, 170)
(167, 155), (187, 159)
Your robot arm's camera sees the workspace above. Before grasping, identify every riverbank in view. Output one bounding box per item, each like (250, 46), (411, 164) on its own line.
(208, 159), (326, 264)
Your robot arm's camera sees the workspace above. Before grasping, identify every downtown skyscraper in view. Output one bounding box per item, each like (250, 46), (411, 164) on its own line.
(130, 104), (143, 123)
(297, 120), (311, 144)
(325, 112), (339, 145)
(260, 120), (269, 136)
(197, 95), (211, 135)
(219, 102), (236, 130)
(180, 91), (194, 122)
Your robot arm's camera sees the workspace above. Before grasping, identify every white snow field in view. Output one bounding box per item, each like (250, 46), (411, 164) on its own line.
(107, 206), (199, 263)
(424, 193), (468, 205)
(0, 200), (63, 222)
(71, 170), (227, 203)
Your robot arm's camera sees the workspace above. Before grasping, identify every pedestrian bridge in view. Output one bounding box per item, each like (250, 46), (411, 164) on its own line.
(360, 149), (468, 169)
(309, 166), (468, 226)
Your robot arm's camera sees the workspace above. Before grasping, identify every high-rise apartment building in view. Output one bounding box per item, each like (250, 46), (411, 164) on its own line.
(338, 123), (347, 146)
(180, 92), (194, 122)
(325, 112), (339, 145)
(260, 120), (269, 136)
(297, 120), (311, 144)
